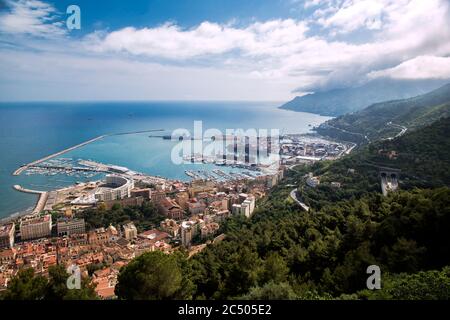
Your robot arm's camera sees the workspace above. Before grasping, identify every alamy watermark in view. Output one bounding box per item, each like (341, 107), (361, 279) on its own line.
(66, 5), (81, 30)
(66, 264), (81, 290)
(366, 265), (381, 290)
(170, 121), (281, 170)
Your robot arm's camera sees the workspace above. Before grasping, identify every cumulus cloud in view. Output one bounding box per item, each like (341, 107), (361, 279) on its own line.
(87, 19), (309, 60)
(84, 0), (450, 93)
(1, 0), (450, 100)
(0, 0), (65, 37)
(316, 0), (385, 33)
(368, 56), (450, 80)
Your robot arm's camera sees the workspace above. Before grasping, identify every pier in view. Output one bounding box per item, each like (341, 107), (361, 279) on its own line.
(13, 135), (107, 176)
(113, 129), (164, 136)
(28, 164), (106, 173)
(12, 128), (166, 176)
(13, 185), (48, 215)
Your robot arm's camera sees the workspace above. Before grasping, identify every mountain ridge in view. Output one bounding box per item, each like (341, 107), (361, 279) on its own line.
(280, 79), (448, 116)
(315, 83), (450, 143)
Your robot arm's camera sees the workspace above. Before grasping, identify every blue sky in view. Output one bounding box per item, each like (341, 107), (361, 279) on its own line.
(0, 0), (450, 101)
(41, 0), (316, 34)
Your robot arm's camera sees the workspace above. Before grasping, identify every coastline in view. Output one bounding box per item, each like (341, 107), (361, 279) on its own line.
(2, 109), (334, 221)
(0, 185), (48, 223)
(13, 135), (107, 176)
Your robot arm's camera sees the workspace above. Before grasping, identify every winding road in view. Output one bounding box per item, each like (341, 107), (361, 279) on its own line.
(290, 188), (310, 212)
(383, 122), (407, 141)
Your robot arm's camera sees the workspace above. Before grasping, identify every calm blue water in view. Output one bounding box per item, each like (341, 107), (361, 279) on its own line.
(0, 101), (331, 218)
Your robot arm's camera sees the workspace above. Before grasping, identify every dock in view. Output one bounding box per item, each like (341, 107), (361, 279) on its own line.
(13, 135), (107, 176)
(13, 185), (48, 215)
(12, 128), (166, 176)
(113, 129), (164, 136)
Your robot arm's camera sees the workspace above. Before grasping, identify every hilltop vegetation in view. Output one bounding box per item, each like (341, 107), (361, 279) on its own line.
(280, 79), (446, 117)
(316, 83), (450, 142)
(291, 116), (450, 212)
(185, 116), (450, 299)
(105, 114), (450, 300)
(186, 186), (450, 299)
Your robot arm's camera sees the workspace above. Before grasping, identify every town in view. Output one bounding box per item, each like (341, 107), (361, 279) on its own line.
(1, 162), (286, 299)
(0, 133), (350, 299)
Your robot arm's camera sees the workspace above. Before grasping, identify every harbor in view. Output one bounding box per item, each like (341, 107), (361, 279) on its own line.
(12, 129), (169, 177)
(12, 135), (107, 176)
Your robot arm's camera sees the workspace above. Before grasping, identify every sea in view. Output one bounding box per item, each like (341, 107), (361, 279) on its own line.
(0, 101), (331, 219)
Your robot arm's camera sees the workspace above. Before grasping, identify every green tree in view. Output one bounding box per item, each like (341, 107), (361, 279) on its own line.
(359, 267), (450, 300)
(2, 268), (47, 300)
(241, 281), (298, 300)
(1, 266), (97, 300)
(45, 265), (98, 300)
(115, 251), (191, 300)
(260, 252), (289, 284)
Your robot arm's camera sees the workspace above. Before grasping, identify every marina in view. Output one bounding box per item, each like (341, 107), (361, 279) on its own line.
(0, 101), (331, 218)
(12, 135), (107, 176)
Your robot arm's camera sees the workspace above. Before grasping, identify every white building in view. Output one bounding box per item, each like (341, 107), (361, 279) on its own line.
(20, 215), (52, 240)
(57, 218), (85, 236)
(181, 221), (194, 248)
(95, 175), (134, 202)
(231, 195), (256, 218)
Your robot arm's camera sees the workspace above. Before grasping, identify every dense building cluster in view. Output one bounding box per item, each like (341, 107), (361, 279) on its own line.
(0, 166), (285, 299)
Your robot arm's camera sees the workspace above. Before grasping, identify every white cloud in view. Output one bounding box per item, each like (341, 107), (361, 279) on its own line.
(368, 56), (450, 80)
(87, 19), (309, 60)
(1, 0), (450, 100)
(0, 0), (65, 37)
(317, 0), (386, 33)
(0, 48), (297, 101)
(84, 0), (450, 92)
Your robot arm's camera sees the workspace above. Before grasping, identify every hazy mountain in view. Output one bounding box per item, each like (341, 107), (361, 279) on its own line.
(280, 78), (448, 116)
(316, 83), (450, 143)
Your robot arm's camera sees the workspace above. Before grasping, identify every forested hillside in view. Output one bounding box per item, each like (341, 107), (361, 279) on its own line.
(316, 83), (450, 143)
(279, 79), (445, 116)
(111, 116), (450, 300)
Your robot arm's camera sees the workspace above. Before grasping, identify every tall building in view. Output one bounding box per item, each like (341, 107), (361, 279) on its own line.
(123, 223), (138, 240)
(158, 197), (184, 220)
(188, 180), (215, 197)
(0, 223), (15, 249)
(187, 199), (206, 215)
(231, 195), (255, 218)
(181, 221), (194, 248)
(57, 218), (85, 237)
(20, 215), (52, 240)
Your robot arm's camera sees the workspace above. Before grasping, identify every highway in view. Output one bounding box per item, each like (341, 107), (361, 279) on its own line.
(289, 188), (310, 212)
(321, 123), (371, 143)
(383, 122), (407, 141)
